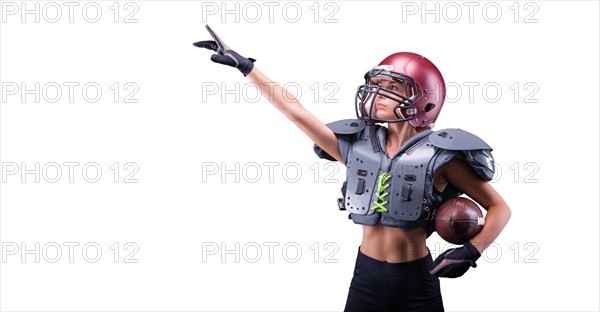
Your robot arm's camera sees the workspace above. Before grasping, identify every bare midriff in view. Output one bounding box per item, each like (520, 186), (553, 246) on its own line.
(359, 224), (429, 263)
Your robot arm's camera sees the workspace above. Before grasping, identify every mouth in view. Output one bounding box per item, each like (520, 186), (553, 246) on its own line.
(375, 103), (386, 109)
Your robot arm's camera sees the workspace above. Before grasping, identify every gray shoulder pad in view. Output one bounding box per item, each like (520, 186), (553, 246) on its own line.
(326, 119), (365, 135)
(429, 128), (492, 151)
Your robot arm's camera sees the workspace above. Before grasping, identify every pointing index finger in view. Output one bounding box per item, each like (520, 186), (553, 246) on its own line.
(205, 24), (232, 54)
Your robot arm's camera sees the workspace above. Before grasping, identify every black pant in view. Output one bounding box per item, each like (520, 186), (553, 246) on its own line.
(344, 247), (444, 312)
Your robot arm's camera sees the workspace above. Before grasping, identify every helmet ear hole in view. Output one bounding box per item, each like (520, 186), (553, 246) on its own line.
(424, 103), (435, 112)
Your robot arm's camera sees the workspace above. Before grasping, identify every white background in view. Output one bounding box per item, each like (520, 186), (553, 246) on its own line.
(1, 1), (599, 311)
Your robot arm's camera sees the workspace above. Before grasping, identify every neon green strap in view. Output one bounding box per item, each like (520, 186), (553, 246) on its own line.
(371, 172), (391, 213)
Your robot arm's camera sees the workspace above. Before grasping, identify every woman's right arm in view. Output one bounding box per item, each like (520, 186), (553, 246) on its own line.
(247, 68), (344, 163)
(193, 26), (342, 162)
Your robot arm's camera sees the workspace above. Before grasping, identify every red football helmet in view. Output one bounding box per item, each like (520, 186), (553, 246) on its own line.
(355, 52), (446, 127)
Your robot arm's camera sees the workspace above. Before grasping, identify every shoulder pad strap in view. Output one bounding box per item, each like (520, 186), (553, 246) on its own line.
(326, 119), (365, 135)
(429, 128), (492, 151)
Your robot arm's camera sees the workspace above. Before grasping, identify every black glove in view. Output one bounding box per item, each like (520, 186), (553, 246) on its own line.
(430, 241), (481, 278)
(193, 25), (256, 76)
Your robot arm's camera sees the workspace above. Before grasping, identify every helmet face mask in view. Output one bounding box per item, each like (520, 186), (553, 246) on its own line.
(355, 67), (418, 124)
(355, 53), (446, 128)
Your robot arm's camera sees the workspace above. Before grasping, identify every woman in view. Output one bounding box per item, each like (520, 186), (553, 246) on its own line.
(194, 25), (511, 312)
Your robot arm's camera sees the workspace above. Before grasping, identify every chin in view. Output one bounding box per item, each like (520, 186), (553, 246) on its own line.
(375, 112), (396, 121)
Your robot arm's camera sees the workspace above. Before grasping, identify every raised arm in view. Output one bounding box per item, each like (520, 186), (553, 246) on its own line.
(246, 69), (343, 163)
(194, 25), (343, 163)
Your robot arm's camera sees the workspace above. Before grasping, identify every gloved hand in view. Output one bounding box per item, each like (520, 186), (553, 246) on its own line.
(430, 241), (481, 278)
(193, 25), (256, 76)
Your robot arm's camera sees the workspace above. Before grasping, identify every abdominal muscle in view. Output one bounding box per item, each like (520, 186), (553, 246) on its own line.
(359, 224), (429, 263)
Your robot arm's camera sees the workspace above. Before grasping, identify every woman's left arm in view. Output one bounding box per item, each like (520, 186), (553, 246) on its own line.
(441, 157), (512, 253)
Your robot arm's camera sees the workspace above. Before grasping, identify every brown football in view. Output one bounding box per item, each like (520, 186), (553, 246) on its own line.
(435, 197), (485, 244)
